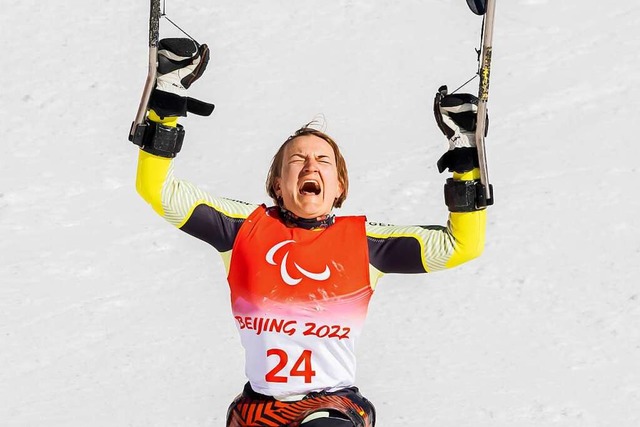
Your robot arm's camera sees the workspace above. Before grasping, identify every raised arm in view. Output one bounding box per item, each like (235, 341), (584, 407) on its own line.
(132, 39), (257, 254)
(366, 170), (486, 279)
(367, 87), (489, 284)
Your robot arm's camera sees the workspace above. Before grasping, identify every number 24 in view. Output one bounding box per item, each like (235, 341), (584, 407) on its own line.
(265, 349), (316, 383)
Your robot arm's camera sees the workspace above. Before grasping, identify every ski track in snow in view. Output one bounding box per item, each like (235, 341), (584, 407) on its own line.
(2, 0), (640, 426)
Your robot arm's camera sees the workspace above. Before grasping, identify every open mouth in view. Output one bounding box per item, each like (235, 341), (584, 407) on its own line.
(299, 180), (321, 196)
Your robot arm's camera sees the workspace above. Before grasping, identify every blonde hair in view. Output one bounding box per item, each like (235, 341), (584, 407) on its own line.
(266, 126), (349, 208)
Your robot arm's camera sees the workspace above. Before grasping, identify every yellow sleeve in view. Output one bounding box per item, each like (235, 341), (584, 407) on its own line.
(444, 168), (487, 268)
(365, 166), (487, 283)
(135, 150), (172, 216)
(135, 111), (179, 216)
(134, 110), (258, 228)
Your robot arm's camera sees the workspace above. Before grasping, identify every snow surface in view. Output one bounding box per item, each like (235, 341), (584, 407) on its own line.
(2, 0), (640, 426)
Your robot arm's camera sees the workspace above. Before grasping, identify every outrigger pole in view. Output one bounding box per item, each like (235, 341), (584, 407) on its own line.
(467, 0), (496, 207)
(129, 0), (162, 144)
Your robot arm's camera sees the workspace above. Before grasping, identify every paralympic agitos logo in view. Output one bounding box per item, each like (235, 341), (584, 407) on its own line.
(265, 240), (331, 286)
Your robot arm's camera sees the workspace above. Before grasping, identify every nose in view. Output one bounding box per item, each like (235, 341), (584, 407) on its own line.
(303, 157), (319, 173)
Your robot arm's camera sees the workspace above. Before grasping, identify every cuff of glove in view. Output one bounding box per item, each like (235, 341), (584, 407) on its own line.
(437, 147), (479, 173)
(130, 120), (185, 158)
(444, 178), (491, 212)
(149, 89), (215, 119)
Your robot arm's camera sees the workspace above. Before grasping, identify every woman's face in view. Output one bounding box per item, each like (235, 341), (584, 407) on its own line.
(275, 134), (344, 219)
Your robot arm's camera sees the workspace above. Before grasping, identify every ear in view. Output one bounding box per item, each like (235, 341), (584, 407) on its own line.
(274, 178), (282, 197)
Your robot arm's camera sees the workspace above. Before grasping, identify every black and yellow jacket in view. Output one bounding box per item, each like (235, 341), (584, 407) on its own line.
(136, 143), (486, 290)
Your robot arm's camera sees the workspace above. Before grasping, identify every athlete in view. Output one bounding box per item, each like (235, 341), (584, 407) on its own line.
(132, 39), (488, 427)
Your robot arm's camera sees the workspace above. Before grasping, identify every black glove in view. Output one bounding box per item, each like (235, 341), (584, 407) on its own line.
(433, 85), (486, 173)
(149, 38), (214, 118)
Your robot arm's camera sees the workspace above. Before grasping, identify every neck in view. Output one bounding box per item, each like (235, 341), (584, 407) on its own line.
(276, 207), (334, 229)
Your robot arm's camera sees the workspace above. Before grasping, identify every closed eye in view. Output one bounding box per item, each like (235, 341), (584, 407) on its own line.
(288, 154), (306, 164)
